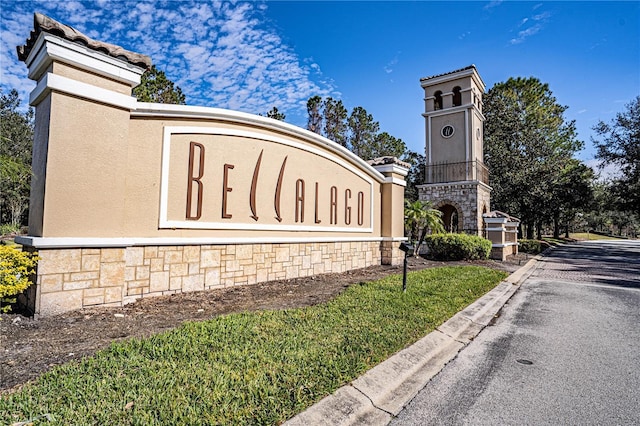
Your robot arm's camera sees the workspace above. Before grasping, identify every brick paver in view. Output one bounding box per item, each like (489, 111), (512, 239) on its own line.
(531, 240), (640, 286)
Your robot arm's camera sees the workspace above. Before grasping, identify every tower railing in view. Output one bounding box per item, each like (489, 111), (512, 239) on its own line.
(425, 160), (489, 185)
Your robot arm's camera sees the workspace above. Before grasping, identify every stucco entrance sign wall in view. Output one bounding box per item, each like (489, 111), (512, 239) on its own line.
(16, 14), (408, 316)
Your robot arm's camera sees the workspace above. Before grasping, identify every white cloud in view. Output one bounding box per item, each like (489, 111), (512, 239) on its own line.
(584, 159), (621, 181)
(484, 1), (503, 11)
(532, 11), (552, 21)
(510, 24), (543, 44)
(510, 7), (551, 45)
(384, 54), (400, 74)
(1, 0), (335, 124)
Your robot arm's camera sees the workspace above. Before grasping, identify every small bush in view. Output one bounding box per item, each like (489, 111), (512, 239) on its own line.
(0, 223), (21, 237)
(0, 246), (38, 313)
(519, 239), (542, 254)
(424, 233), (492, 261)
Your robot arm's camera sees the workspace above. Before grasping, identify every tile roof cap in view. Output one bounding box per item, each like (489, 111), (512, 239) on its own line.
(17, 12), (151, 69)
(420, 65), (477, 82)
(367, 156), (411, 169)
(483, 210), (521, 222)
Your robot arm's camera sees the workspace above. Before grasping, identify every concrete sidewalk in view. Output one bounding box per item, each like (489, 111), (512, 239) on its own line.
(285, 256), (541, 426)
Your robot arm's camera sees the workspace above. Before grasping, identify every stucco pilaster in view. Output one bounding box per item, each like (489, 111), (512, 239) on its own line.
(370, 157), (409, 265)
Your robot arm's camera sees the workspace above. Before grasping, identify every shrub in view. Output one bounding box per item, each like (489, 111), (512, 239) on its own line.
(519, 239), (542, 254)
(0, 246), (38, 313)
(0, 223), (21, 237)
(424, 233), (492, 261)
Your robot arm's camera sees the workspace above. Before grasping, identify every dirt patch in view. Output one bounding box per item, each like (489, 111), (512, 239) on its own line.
(0, 256), (526, 394)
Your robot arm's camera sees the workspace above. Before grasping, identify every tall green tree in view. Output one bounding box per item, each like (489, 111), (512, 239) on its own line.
(263, 106), (286, 121)
(133, 65), (186, 104)
(550, 159), (595, 238)
(483, 77), (583, 238)
(584, 181), (613, 233)
(0, 89), (34, 227)
(322, 97), (348, 148)
(402, 150), (425, 202)
(306, 96), (323, 135)
(348, 106), (379, 159)
(370, 132), (406, 159)
(305, 96), (408, 161)
(592, 95), (640, 212)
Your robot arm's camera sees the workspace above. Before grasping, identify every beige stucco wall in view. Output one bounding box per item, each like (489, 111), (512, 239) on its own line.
(53, 62), (133, 94)
(122, 118), (383, 240)
(429, 112), (467, 164)
(471, 110), (484, 165)
(29, 77), (385, 240)
(41, 91), (130, 237)
(28, 94), (51, 236)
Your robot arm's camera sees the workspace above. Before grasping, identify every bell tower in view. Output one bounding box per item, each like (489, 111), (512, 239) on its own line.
(418, 65), (491, 235)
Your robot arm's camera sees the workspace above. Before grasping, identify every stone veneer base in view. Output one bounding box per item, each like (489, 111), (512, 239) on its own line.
(28, 241), (402, 316)
(418, 181), (491, 235)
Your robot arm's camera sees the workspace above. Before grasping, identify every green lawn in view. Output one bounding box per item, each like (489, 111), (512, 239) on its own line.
(570, 232), (623, 241)
(1, 266), (507, 425)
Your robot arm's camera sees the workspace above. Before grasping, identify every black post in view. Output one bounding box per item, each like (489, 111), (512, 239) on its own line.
(399, 242), (413, 293)
(402, 251), (408, 292)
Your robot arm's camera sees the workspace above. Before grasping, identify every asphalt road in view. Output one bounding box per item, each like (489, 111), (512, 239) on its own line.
(391, 240), (640, 426)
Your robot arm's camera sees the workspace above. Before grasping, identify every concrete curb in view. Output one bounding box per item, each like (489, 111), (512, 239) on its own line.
(284, 257), (541, 426)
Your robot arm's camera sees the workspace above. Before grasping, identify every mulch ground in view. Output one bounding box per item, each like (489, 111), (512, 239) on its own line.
(0, 255), (526, 394)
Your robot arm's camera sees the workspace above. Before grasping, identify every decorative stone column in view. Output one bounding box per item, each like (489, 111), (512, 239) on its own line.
(483, 211), (520, 261)
(16, 14), (150, 315)
(370, 157), (410, 265)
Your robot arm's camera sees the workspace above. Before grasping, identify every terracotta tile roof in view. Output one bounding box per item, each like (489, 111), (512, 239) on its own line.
(420, 65), (477, 82)
(367, 156), (411, 169)
(17, 13), (151, 69)
(483, 210), (521, 222)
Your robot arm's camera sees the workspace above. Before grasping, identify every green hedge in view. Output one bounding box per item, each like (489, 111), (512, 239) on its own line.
(518, 239), (542, 254)
(424, 233), (492, 261)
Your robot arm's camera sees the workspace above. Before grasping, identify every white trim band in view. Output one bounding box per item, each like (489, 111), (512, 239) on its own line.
(373, 164), (410, 177)
(484, 227), (518, 231)
(30, 72), (137, 109)
(384, 177), (407, 187)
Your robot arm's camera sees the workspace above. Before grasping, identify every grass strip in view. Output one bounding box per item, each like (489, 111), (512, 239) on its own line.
(1, 266), (507, 425)
(570, 232), (623, 241)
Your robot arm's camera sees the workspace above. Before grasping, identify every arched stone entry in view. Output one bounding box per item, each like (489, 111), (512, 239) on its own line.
(435, 200), (463, 233)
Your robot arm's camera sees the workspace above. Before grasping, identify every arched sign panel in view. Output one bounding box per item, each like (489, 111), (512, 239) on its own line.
(160, 127), (374, 233)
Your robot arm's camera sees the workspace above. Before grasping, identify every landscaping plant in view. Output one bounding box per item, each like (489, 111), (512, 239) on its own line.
(0, 245), (38, 313)
(518, 239), (543, 254)
(424, 233), (492, 260)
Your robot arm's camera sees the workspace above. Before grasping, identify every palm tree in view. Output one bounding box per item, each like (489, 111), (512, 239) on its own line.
(404, 200), (444, 256)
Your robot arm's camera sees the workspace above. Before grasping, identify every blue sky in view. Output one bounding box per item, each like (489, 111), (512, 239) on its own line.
(2, 1), (639, 170)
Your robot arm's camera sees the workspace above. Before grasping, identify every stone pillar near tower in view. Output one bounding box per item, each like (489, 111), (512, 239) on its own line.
(417, 66), (491, 236)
